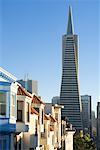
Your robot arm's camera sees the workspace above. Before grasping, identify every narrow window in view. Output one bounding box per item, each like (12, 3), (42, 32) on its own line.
(35, 120), (38, 135)
(26, 102), (29, 122)
(17, 101), (23, 122)
(17, 110), (22, 121)
(0, 92), (6, 116)
(41, 109), (44, 124)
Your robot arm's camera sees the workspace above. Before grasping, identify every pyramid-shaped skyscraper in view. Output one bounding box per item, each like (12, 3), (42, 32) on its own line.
(60, 6), (82, 131)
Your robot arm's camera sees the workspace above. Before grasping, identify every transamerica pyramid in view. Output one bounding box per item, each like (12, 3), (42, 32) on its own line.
(60, 6), (83, 131)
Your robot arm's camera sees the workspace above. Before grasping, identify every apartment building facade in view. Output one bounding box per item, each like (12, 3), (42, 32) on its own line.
(0, 67), (75, 150)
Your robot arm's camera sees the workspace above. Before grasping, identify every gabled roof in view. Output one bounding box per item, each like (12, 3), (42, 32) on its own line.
(31, 107), (39, 116)
(0, 67), (17, 83)
(17, 84), (32, 98)
(32, 95), (45, 105)
(44, 114), (49, 120)
(49, 115), (57, 123)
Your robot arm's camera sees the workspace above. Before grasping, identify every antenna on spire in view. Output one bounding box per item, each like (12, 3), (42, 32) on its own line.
(67, 6), (74, 35)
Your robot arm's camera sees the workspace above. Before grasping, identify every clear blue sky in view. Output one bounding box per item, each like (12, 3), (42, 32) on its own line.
(0, 0), (99, 113)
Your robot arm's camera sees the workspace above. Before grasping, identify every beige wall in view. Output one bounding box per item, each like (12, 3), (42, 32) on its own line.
(65, 131), (75, 150)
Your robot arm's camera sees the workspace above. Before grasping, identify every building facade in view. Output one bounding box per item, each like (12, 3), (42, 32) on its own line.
(81, 95), (92, 135)
(97, 102), (100, 150)
(60, 6), (82, 131)
(18, 79), (38, 95)
(52, 96), (60, 105)
(91, 111), (97, 135)
(0, 67), (75, 150)
(0, 67), (18, 150)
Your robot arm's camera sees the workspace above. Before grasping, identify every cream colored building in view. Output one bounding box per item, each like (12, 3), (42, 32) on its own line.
(16, 84), (40, 150)
(31, 94), (45, 149)
(40, 114), (53, 150)
(52, 104), (64, 149)
(65, 125), (75, 150)
(0, 67), (75, 150)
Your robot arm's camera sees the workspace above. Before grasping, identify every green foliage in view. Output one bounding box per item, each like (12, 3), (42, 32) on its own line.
(73, 133), (96, 150)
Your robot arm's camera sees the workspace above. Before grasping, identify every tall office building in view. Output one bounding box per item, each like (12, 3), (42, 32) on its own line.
(17, 79), (38, 95)
(81, 95), (92, 134)
(52, 96), (60, 105)
(91, 111), (96, 134)
(60, 6), (82, 131)
(97, 102), (100, 150)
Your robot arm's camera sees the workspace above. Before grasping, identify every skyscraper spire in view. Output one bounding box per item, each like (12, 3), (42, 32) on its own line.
(67, 6), (74, 35)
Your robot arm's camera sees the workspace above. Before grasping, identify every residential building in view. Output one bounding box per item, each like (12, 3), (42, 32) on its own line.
(31, 94), (45, 149)
(0, 67), (75, 150)
(81, 95), (92, 135)
(16, 84), (40, 150)
(45, 103), (63, 148)
(49, 114), (58, 149)
(41, 114), (51, 150)
(60, 6), (82, 131)
(52, 104), (64, 148)
(18, 79), (38, 95)
(97, 102), (100, 150)
(45, 103), (75, 150)
(61, 117), (75, 150)
(0, 67), (18, 150)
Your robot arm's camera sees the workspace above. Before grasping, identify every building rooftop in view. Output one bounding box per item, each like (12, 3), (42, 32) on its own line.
(32, 95), (45, 105)
(44, 114), (50, 120)
(17, 84), (32, 98)
(0, 67), (17, 82)
(31, 107), (39, 116)
(49, 115), (57, 123)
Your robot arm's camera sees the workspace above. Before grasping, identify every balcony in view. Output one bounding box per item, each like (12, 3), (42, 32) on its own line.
(16, 122), (29, 132)
(0, 118), (16, 133)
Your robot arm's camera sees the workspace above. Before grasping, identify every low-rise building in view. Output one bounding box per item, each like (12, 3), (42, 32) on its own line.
(45, 103), (75, 150)
(31, 94), (45, 149)
(0, 67), (75, 150)
(0, 67), (18, 150)
(16, 84), (39, 149)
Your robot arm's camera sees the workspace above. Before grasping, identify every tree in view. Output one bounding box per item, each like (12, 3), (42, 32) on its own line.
(73, 133), (96, 150)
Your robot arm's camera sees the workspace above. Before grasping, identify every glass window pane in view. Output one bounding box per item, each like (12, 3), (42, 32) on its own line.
(17, 110), (22, 121)
(0, 104), (6, 116)
(0, 93), (6, 103)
